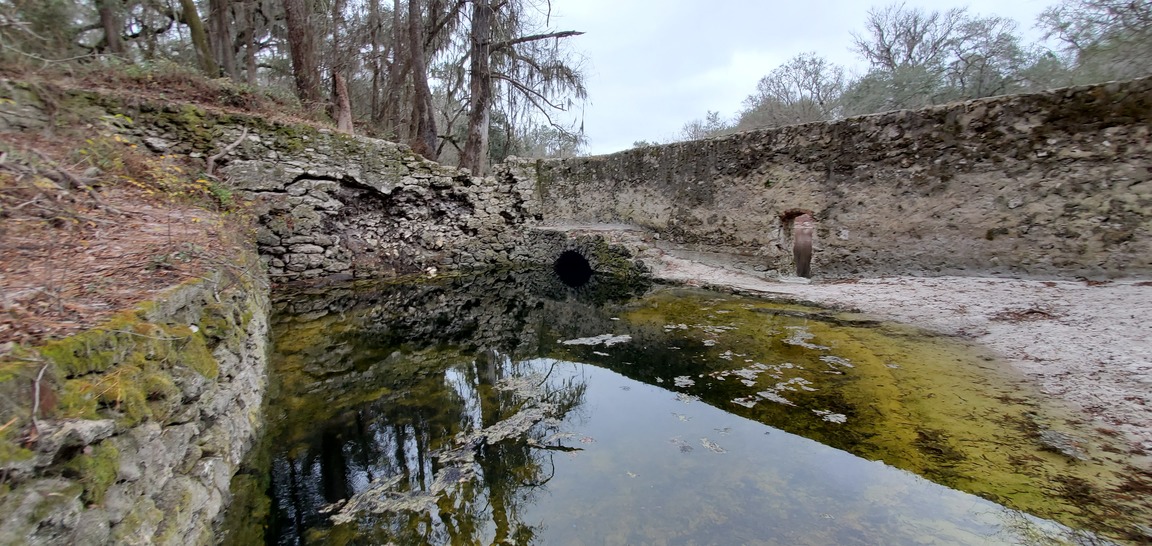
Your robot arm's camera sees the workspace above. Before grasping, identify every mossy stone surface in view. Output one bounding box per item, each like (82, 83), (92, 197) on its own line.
(62, 442), (120, 505)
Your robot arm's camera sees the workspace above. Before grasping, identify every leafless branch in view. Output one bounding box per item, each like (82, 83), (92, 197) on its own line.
(493, 72), (568, 111)
(30, 364), (48, 439)
(490, 30), (583, 52)
(206, 126), (249, 177)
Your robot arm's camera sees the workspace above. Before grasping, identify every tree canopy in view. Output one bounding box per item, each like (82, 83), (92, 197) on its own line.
(0, 0), (588, 171)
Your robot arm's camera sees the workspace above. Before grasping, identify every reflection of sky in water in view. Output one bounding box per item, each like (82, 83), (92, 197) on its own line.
(446, 367), (485, 431)
(523, 358), (1081, 545)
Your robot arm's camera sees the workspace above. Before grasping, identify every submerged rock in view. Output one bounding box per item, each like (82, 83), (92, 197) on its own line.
(562, 334), (632, 347)
(1037, 429), (1089, 461)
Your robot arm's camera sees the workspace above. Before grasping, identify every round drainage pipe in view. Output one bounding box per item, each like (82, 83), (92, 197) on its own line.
(553, 250), (593, 288)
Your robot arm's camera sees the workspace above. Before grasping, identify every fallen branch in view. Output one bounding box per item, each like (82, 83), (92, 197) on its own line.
(206, 126), (249, 178)
(28, 363), (48, 444)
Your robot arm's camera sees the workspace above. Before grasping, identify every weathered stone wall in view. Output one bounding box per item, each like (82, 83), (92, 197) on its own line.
(219, 136), (539, 280)
(0, 82), (651, 546)
(0, 264), (270, 545)
(127, 107), (539, 282)
(513, 77), (1152, 278)
(0, 84), (543, 283)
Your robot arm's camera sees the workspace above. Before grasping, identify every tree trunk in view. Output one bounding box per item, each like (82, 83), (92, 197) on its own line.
(95, 0), (126, 56)
(460, 0), (494, 174)
(209, 0), (238, 80)
(282, 0), (322, 106)
(408, 0), (439, 160)
(381, 0), (407, 136)
(369, 0), (382, 121)
(333, 73), (354, 134)
(329, 0), (350, 127)
(179, 0), (220, 76)
(242, 0), (258, 85)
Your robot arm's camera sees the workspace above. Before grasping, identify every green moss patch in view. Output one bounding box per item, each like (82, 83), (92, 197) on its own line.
(37, 288), (235, 427)
(0, 415), (35, 469)
(62, 442), (119, 505)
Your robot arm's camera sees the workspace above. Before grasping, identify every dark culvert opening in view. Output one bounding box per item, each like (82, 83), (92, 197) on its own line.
(554, 250), (593, 288)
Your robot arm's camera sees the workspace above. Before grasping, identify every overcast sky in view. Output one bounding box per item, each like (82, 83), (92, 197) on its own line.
(545, 0), (1057, 154)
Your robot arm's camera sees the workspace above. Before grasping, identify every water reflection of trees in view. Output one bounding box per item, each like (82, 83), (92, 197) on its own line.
(228, 268), (1144, 545)
(245, 268), (635, 544)
(265, 330), (592, 543)
(272, 265), (650, 360)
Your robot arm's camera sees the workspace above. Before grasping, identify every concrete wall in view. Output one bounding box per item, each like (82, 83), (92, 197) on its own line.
(514, 78), (1152, 278)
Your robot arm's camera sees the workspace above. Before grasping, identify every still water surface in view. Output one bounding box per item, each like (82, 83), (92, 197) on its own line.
(224, 269), (1147, 545)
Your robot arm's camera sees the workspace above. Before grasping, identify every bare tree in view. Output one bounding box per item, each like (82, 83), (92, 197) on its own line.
(843, 3), (1035, 113)
(237, 0), (262, 85)
(381, 0), (408, 134)
(945, 16), (1028, 97)
(852, 3), (970, 72)
(459, 0), (496, 174)
(368, 0), (384, 121)
(1040, 0), (1152, 81)
(459, 0), (585, 175)
(0, 0), (586, 164)
(178, 0), (220, 75)
(333, 73), (354, 133)
(208, 0), (237, 78)
(408, 0), (437, 158)
(736, 52), (845, 130)
(679, 111), (732, 140)
(328, 0), (354, 133)
(95, 0), (126, 55)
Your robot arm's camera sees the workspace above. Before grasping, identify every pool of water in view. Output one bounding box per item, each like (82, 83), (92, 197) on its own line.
(222, 269), (1150, 545)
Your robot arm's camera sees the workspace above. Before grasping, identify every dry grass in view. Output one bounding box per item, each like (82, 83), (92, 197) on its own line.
(0, 122), (253, 350)
(3, 60), (331, 131)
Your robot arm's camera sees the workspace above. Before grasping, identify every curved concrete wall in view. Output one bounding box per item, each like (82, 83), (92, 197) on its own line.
(515, 77), (1152, 278)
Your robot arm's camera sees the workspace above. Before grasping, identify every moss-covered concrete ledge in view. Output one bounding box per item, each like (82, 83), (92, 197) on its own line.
(510, 76), (1152, 279)
(0, 260), (270, 544)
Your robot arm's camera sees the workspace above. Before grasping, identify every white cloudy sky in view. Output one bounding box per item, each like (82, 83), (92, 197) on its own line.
(543, 0), (1058, 154)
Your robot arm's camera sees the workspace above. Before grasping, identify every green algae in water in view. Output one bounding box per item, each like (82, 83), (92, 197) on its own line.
(590, 290), (1149, 539)
(228, 270), (1149, 545)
